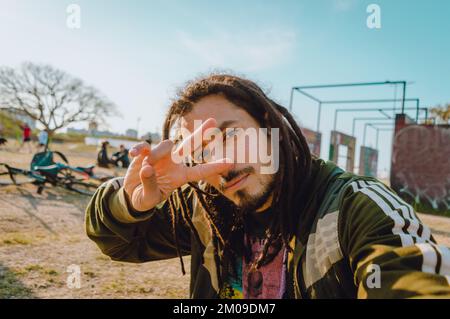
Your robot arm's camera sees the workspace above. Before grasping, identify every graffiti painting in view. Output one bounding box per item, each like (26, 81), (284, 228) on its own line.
(391, 124), (450, 215)
(359, 146), (378, 177)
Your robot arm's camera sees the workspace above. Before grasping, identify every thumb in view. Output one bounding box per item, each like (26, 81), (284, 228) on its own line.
(132, 164), (162, 212)
(139, 163), (159, 196)
(186, 158), (233, 182)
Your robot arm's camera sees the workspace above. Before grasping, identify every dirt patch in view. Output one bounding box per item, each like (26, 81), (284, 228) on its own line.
(0, 186), (191, 299)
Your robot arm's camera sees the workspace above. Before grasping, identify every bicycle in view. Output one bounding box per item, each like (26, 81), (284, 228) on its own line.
(0, 150), (113, 196)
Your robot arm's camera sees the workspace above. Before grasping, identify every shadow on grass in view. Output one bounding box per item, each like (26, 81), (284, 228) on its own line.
(0, 264), (34, 299)
(0, 188), (57, 235)
(0, 185), (93, 223)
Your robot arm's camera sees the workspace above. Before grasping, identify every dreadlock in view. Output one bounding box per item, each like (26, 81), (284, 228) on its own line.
(161, 73), (312, 287)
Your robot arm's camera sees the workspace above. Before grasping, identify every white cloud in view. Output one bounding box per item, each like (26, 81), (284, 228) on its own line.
(176, 28), (297, 72)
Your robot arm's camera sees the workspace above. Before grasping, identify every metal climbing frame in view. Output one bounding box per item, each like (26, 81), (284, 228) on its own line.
(333, 106), (428, 133)
(363, 122), (395, 148)
(287, 81), (422, 131)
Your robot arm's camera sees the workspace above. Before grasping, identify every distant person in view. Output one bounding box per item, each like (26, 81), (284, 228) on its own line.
(19, 123), (32, 153)
(0, 123), (6, 147)
(111, 144), (130, 168)
(97, 141), (114, 168)
(38, 129), (49, 149)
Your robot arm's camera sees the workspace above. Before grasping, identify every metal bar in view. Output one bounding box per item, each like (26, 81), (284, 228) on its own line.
(320, 98), (419, 105)
(363, 123), (372, 146)
(393, 84), (398, 113)
(294, 81), (405, 90)
(415, 99), (420, 122)
(317, 102), (322, 131)
(333, 108), (338, 131)
(401, 81), (407, 114)
(334, 107), (426, 113)
(378, 109), (392, 119)
(288, 87), (295, 112)
(364, 123), (394, 146)
(369, 123), (395, 129)
(376, 129), (379, 149)
(335, 107), (425, 112)
(352, 117), (396, 136)
(294, 88), (322, 103)
(365, 123), (379, 147)
(363, 124), (367, 146)
(289, 81), (412, 132)
(334, 107), (426, 132)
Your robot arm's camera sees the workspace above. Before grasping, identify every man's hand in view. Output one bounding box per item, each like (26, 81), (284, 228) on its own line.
(123, 118), (231, 212)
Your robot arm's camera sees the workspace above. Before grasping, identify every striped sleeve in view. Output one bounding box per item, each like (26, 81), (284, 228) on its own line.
(339, 179), (450, 298)
(85, 178), (192, 263)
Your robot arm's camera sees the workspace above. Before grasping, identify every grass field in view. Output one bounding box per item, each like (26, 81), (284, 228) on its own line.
(0, 139), (449, 299)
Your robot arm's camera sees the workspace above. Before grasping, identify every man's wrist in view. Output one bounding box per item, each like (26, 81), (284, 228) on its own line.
(108, 187), (154, 223)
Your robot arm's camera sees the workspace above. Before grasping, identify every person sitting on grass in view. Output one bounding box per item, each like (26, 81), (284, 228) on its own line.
(97, 141), (114, 168)
(0, 123), (6, 147)
(111, 144), (130, 168)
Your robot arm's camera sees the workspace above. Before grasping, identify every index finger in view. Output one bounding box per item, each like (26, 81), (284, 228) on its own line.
(129, 142), (151, 158)
(174, 118), (218, 158)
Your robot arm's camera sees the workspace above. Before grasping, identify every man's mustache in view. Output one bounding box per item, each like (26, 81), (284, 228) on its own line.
(219, 166), (255, 190)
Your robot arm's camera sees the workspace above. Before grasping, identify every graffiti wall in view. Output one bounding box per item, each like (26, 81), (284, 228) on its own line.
(390, 119), (450, 215)
(329, 130), (356, 173)
(359, 146), (378, 177)
(301, 127), (322, 157)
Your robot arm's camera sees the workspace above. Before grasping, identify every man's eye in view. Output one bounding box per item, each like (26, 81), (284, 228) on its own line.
(192, 147), (211, 163)
(202, 148), (211, 162)
(224, 128), (238, 141)
(193, 150), (203, 163)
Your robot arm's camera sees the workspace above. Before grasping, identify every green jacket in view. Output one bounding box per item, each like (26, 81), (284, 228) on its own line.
(85, 159), (450, 298)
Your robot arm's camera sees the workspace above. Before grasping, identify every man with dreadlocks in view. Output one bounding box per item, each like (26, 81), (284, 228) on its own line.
(86, 74), (450, 299)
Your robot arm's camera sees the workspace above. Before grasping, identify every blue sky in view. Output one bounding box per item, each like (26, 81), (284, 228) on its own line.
(1, 0), (449, 175)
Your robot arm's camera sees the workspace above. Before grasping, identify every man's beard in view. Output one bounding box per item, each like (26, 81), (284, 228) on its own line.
(220, 167), (275, 213)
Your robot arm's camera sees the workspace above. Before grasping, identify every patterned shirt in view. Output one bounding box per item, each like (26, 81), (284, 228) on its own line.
(221, 209), (287, 299)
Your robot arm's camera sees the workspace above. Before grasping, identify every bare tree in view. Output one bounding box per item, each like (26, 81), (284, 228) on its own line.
(0, 62), (117, 136)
